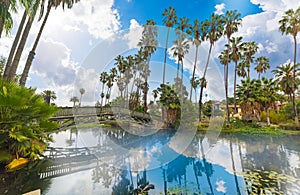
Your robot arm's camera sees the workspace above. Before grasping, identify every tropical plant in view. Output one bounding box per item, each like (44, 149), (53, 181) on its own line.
(242, 41), (259, 79)
(189, 19), (205, 101)
(221, 10), (242, 124)
(199, 13), (224, 122)
(99, 71), (108, 106)
(257, 77), (280, 125)
(255, 56), (270, 80)
(79, 88), (85, 106)
(219, 48), (231, 123)
(229, 36), (244, 114)
(157, 84), (181, 128)
(70, 96), (79, 107)
(41, 90), (56, 105)
(19, 0), (80, 86)
(0, 79), (58, 167)
(162, 6), (177, 84)
(272, 63), (300, 101)
(279, 7), (300, 126)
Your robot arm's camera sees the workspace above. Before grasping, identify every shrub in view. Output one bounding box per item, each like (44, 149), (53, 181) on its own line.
(260, 110), (287, 124)
(0, 80), (59, 167)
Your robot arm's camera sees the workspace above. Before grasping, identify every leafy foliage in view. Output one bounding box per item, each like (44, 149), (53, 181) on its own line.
(0, 80), (59, 167)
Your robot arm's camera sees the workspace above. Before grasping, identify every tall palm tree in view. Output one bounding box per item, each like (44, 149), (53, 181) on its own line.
(70, 96), (79, 107)
(138, 20), (158, 112)
(79, 88), (85, 106)
(6, 0), (40, 81)
(162, 6), (177, 85)
(219, 48), (231, 124)
(272, 63), (300, 101)
(189, 19), (204, 101)
(171, 34), (190, 79)
(229, 36), (244, 114)
(42, 90), (56, 105)
(242, 41), (258, 79)
(0, 0), (16, 37)
(199, 13), (224, 122)
(19, 0), (80, 86)
(223, 10), (242, 124)
(255, 56), (270, 80)
(100, 71), (108, 107)
(237, 60), (248, 78)
(279, 7), (300, 126)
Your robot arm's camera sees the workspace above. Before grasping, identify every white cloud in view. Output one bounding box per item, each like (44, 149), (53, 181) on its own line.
(216, 180), (227, 193)
(214, 3), (225, 15)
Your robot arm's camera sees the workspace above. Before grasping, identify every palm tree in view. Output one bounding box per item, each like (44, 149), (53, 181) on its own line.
(79, 88), (85, 106)
(6, 0), (40, 81)
(229, 36), (244, 114)
(19, 0), (79, 86)
(242, 41), (259, 79)
(219, 48), (231, 124)
(0, 0), (16, 37)
(189, 19), (205, 101)
(162, 6), (177, 85)
(279, 7), (300, 126)
(199, 13), (224, 122)
(223, 10), (242, 124)
(272, 63), (300, 101)
(255, 56), (270, 80)
(138, 20), (158, 112)
(70, 96), (79, 107)
(42, 90), (56, 105)
(100, 71), (109, 106)
(171, 34), (190, 80)
(237, 60), (248, 78)
(259, 77), (280, 125)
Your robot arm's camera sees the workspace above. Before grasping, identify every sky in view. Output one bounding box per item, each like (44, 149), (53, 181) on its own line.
(1, 0), (300, 106)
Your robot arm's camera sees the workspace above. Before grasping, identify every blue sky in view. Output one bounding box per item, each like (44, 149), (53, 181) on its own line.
(0, 0), (300, 106)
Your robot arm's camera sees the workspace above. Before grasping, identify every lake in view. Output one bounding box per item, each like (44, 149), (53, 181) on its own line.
(1, 126), (299, 195)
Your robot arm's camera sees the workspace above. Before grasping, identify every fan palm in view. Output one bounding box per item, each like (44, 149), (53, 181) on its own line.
(42, 90), (56, 105)
(255, 56), (270, 80)
(242, 41), (258, 79)
(70, 96), (79, 107)
(19, 0), (80, 86)
(100, 71), (109, 106)
(223, 10), (242, 124)
(162, 6), (177, 84)
(229, 36), (244, 114)
(279, 7), (300, 126)
(199, 13), (224, 121)
(79, 88), (85, 106)
(272, 63), (300, 101)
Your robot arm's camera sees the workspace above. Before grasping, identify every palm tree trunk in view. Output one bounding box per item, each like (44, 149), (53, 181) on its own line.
(176, 58), (180, 79)
(292, 36), (299, 127)
(20, 2), (52, 86)
(3, 11), (27, 79)
(8, 14), (35, 80)
(190, 45), (199, 101)
(192, 159), (201, 194)
(266, 107), (270, 126)
(163, 168), (167, 195)
(163, 27), (170, 85)
(225, 64), (230, 124)
(230, 137), (241, 195)
(162, 27), (170, 121)
(199, 43), (213, 122)
(234, 62), (238, 114)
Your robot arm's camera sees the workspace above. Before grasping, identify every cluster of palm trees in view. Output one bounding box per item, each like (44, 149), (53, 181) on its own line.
(96, 6), (300, 127)
(98, 20), (158, 113)
(70, 87), (85, 107)
(0, 0), (79, 86)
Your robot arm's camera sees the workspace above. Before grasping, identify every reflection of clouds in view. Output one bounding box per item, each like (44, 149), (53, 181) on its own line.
(127, 148), (150, 172)
(216, 180), (227, 193)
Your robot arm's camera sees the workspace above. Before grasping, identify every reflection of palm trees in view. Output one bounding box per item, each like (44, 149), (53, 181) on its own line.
(229, 137), (241, 195)
(199, 137), (215, 195)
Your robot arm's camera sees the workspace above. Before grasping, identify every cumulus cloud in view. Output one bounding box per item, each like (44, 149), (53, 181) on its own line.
(216, 180), (227, 193)
(32, 38), (77, 86)
(214, 3), (225, 15)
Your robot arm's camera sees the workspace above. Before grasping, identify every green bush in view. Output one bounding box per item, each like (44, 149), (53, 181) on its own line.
(260, 110), (287, 124)
(281, 100), (300, 120)
(0, 80), (59, 165)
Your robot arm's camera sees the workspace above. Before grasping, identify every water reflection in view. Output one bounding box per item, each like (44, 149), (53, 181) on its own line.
(0, 127), (299, 195)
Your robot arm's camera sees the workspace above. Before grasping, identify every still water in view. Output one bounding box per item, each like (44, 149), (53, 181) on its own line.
(1, 127), (299, 195)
